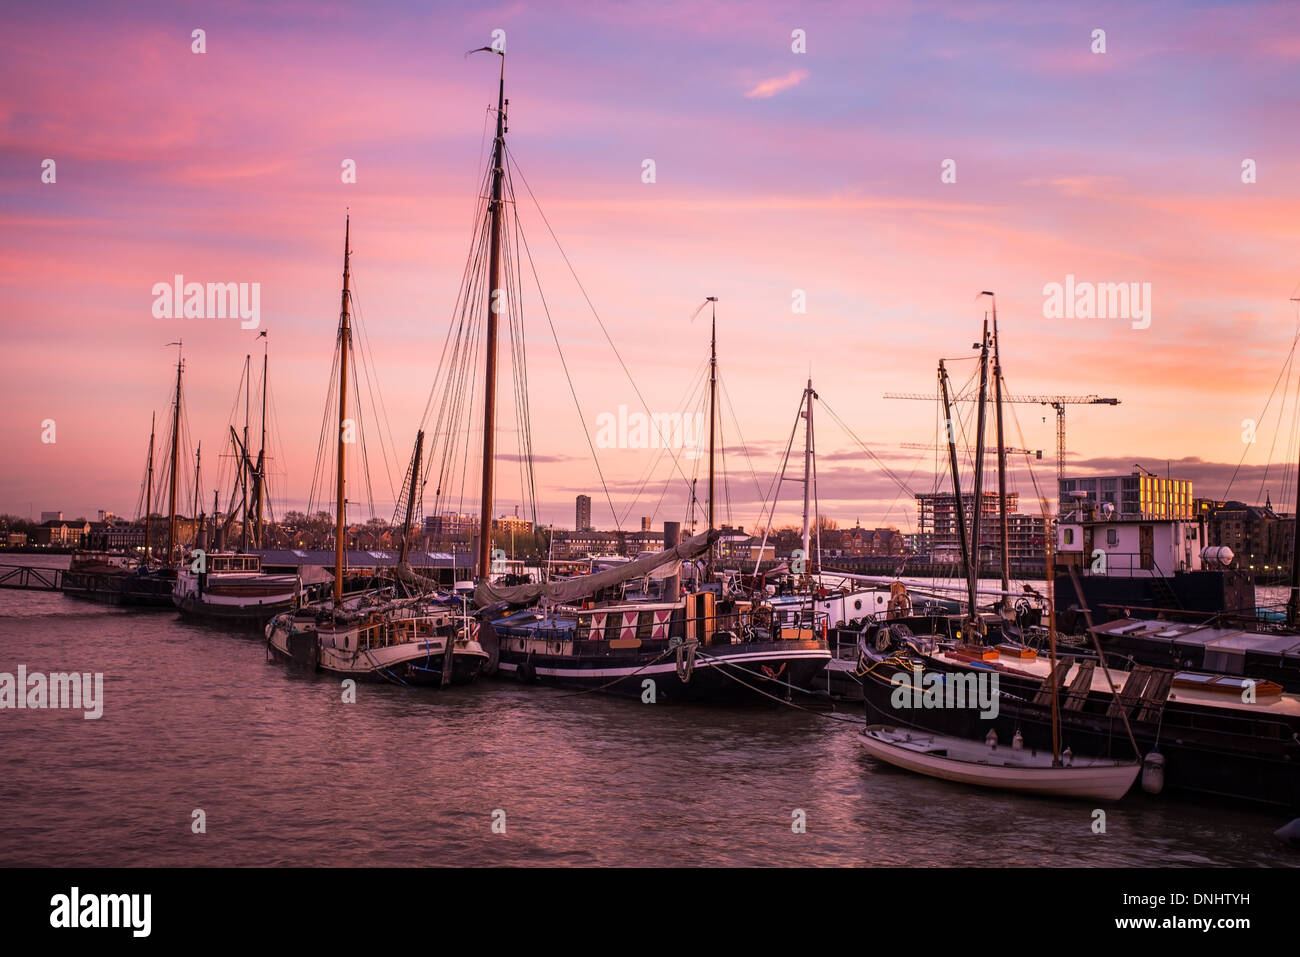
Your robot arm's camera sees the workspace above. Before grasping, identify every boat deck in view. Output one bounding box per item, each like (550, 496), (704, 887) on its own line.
(867, 727), (1130, 769)
(932, 648), (1300, 717)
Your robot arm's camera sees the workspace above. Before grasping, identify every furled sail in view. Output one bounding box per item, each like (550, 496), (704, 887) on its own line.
(474, 529), (718, 607)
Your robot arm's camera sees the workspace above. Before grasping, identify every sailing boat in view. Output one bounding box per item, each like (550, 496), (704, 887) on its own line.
(843, 304), (1046, 652)
(65, 350), (189, 607)
(752, 379), (893, 632)
(487, 300), (832, 701)
(859, 525), (1140, 801)
(173, 339), (313, 627)
(265, 218), (488, 685)
(121, 393), (184, 607)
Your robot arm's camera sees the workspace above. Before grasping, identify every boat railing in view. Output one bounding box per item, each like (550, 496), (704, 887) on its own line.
(1070, 551), (1171, 576)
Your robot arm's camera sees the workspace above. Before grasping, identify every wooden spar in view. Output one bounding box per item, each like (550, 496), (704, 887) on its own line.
(399, 430), (424, 566)
(989, 296), (1010, 609)
(477, 50), (506, 582)
(939, 361), (973, 617)
(335, 217), (352, 604)
(166, 344), (183, 568)
(707, 296), (718, 576)
(144, 412), (155, 562)
(967, 320), (991, 638)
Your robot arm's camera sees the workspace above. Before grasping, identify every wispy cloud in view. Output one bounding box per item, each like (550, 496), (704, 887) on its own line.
(744, 69), (808, 98)
(4, 2), (1300, 529)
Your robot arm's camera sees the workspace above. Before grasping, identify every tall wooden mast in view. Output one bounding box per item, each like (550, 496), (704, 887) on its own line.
(477, 48), (507, 581)
(191, 441), (201, 548)
(987, 293), (1011, 610)
(399, 430), (424, 566)
(800, 377), (814, 582)
(240, 352), (250, 552)
(166, 342), (183, 568)
(1046, 529), (1063, 763)
(334, 217), (352, 604)
(144, 412), (155, 562)
(707, 296), (718, 576)
(258, 335), (268, 548)
(939, 360), (973, 615)
(966, 320), (991, 640)
(1291, 298), (1300, 626)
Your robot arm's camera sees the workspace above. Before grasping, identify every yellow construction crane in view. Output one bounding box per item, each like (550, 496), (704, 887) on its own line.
(884, 392), (1120, 482)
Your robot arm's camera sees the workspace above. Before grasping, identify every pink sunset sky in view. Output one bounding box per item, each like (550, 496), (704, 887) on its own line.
(4, 0), (1300, 533)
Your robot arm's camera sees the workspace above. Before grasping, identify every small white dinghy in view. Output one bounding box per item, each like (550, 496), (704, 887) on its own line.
(859, 725), (1140, 801)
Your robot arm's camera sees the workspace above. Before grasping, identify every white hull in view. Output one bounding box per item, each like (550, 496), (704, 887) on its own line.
(316, 635), (485, 678)
(859, 725), (1139, 801)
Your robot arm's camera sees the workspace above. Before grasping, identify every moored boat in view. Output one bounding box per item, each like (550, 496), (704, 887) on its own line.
(173, 552), (311, 627)
(483, 530), (832, 701)
(267, 591), (488, 685)
(856, 624), (1300, 808)
(491, 599), (830, 701)
(263, 218), (487, 687)
(859, 725), (1140, 801)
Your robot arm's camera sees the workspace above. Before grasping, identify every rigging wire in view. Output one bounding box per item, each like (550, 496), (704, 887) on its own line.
(1221, 326), (1300, 503)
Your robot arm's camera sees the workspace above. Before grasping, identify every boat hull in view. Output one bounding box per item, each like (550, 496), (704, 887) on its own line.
(496, 639), (831, 702)
(173, 567), (301, 628)
(859, 726), (1140, 801)
(175, 592), (296, 628)
(856, 645), (1300, 808)
(266, 617), (487, 686)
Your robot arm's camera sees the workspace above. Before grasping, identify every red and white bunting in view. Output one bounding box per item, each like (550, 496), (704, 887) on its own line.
(651, 609), (672, 639)
(620, 610), (640, 641)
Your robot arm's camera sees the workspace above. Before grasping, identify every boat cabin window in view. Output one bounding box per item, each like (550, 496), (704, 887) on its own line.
(207, 554), (263, 573)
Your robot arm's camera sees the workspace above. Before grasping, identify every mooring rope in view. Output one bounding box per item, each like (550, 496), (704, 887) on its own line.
(689, 647), (859, 723)
(548, 644), (680, 698)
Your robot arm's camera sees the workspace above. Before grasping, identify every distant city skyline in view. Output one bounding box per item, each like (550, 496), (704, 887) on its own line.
(5, 2), (1300, 532)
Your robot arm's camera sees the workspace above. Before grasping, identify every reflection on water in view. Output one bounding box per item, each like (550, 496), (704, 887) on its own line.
(0, 558), (1292, 866)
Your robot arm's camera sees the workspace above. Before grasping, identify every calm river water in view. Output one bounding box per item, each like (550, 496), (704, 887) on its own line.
(0, 556), (1292, 867)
